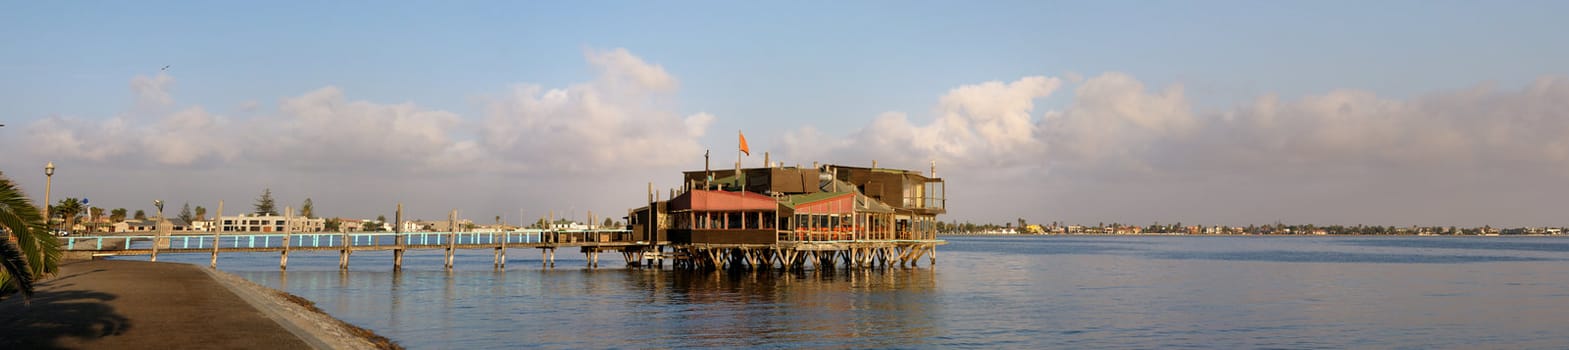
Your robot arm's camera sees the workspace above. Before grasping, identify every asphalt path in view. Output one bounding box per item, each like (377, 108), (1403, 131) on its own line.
(0, 260), (312, 349)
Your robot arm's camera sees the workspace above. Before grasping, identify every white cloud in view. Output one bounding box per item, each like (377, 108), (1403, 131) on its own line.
(788, 76), (1062, 168)
(17, 50), (1569, 226)
(245, 86), (474, 171)
(130, 72), (175, 108)
(480, 48), (709, 174)
(778, 126), (841, 167)
(792, 72), (1569, 179)
(237, 100), (260, 112)
(27, 48), (710, 177)
(585, 47), (679, 94)
(1038, 72), (1195, 172)
(1203, 75), (1569, 173)
(139, 106), (237, 165)
(779, 72), (1569, 225)
(26, 86), (468, 170)
(26, 115), (136, 162)
(684, 112), (715, 137)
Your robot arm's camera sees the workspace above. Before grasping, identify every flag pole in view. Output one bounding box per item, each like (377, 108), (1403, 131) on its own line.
(736, 130), (745, 179)
(737, 130), (742, 176)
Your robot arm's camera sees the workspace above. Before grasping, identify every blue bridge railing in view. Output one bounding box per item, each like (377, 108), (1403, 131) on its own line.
(61, 230), (634, 251)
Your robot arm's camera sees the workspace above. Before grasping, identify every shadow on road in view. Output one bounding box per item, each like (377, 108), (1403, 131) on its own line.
(0, 279), (132, 349)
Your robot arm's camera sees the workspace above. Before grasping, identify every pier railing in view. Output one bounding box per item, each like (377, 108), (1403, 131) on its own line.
(61, 229), (635, 251)
(775, 229), (937, 243)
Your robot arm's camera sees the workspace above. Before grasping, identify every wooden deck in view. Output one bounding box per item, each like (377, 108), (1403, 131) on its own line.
(63, 230), (944, 271)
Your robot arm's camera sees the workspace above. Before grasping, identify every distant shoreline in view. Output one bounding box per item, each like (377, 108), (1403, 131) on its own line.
(938, 233), (1564, 237)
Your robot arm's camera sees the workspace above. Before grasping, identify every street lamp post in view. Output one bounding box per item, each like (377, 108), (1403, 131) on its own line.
(44, 162), (55, 227)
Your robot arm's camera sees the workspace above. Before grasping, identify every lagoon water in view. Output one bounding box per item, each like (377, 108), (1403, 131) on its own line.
(139, 236), (1569, 348)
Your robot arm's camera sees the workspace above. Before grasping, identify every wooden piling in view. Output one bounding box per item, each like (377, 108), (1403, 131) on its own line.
(444, 209), (456, 270)
(540, 247), (555, 267)
(151, 209), (168, 262)
(583, 247), (599, 268)
(210, 201), (223, 268)
(494, 247), (504, 269)
(280, 207), (292, 270)
(928, 245), (936, 266)
(495, 229), (507, 269)
(339, 227), (351, 270)
(394, 203), (404, 271)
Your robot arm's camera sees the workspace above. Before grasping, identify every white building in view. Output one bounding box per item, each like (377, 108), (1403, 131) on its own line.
(191, 220), (216, 232)
(218, 214), (325, 233)
(400, 221), (428, 232)
(551, 222), (590, 230)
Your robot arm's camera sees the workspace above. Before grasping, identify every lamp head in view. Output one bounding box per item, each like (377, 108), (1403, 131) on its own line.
(45, 162), (55, 176)
(154, 200), (164, 212)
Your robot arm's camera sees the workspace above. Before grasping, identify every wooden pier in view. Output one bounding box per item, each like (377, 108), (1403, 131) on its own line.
(61, 227), (941, 271)
(64, 161), (950, 271)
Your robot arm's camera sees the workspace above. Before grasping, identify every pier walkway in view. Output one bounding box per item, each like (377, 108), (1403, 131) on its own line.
(61, 229), (637, 269)
(59, 229), (944, 271)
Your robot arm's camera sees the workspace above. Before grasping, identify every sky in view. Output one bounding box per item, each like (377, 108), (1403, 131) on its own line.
(3, 1), (1568, 227)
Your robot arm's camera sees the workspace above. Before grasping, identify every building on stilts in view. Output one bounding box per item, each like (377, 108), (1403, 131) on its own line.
(627, 161), (946, 270)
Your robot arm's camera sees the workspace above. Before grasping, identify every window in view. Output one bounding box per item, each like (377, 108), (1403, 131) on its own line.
(726, 212), (742, 229)
(924, 180), (945, 209)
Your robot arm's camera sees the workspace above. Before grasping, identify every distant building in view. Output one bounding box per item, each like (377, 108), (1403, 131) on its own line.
(551, 222), (590, 230)
(217, 214), (325, 232)
(191, 220), (215, 232)
(114, 219), (157, 232)
(112, 219), (192, 232)
(400, 221), (429, 232)
(334, 218), (365, 232)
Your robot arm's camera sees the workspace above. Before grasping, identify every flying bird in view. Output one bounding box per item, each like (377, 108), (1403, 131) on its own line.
(161, 65), (170, 71)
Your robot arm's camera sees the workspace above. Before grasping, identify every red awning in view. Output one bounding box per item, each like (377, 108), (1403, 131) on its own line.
(793, 192), (855, 214)
(670, 190), (777, 211)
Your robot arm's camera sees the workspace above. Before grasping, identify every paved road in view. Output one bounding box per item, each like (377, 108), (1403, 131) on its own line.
(0, 260), (312, 349)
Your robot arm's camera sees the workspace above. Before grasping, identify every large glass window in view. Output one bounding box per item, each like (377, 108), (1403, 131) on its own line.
(924, 180), (945, 209)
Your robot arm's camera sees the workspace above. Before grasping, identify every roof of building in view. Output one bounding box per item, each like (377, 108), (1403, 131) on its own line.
(780, 191), (853, 209)
(670, 190), (778, 211)
(854, 193), (896, 214)
(119, 218), (190, 227)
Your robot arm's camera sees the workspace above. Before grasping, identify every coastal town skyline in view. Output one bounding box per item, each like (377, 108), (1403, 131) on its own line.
(5, 2), (1569, 226)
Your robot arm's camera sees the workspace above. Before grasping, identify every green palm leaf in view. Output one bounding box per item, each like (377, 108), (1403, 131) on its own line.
(0, 174), (60, 300)
(0, 236), (33, 301)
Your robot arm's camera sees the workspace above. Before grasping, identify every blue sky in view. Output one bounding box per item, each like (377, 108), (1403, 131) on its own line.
(4, 1), (1568, 226)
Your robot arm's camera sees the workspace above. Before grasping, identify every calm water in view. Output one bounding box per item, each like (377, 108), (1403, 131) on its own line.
(137, 236), (1569, 349)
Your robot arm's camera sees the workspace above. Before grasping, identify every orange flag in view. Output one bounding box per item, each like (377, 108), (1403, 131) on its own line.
(739, 130), (750, 156)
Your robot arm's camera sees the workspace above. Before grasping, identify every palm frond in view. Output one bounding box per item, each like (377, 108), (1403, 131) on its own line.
(0, 236), (34, 302)
(0, 175), (59, 278)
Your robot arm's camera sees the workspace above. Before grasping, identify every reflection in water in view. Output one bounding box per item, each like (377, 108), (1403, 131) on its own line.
(636, 269), (939, 348)
(242, 266), (938, 348)
(1338, 237), (1569, 253)
(182, 236), (1569, 348)
(1152, 249), (1555, 263)
(388, 271), (400, 334)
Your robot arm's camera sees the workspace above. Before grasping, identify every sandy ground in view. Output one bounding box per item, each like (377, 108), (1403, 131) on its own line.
(0, 260), (398, 349)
